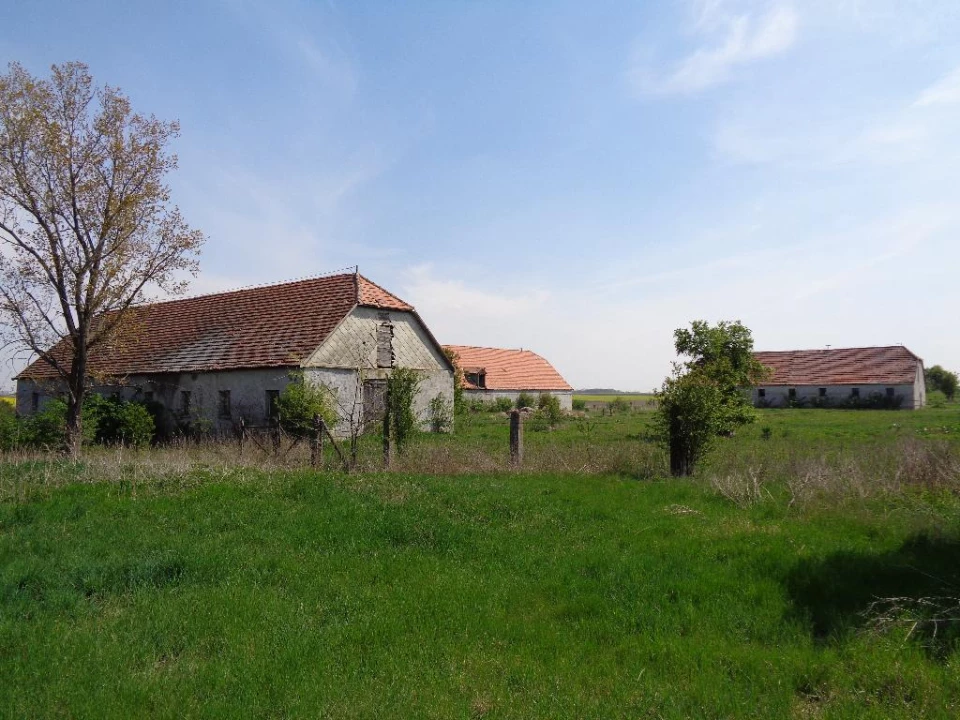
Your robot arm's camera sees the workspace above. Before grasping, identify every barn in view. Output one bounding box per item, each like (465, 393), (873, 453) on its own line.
(442, 345), (573, 410)
(15, 273), (455, 435)
(752, 346), (926, 409)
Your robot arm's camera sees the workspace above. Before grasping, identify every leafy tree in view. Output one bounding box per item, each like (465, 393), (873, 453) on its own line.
(672, 320), (768, 433)
(87, 394), (154, 446)
(0, 62), (204, 456)
(275, 372), (336, 437)
(655, 320), (767, 476)
(386, 367), (421, 452)
(925, 365), (957, 401)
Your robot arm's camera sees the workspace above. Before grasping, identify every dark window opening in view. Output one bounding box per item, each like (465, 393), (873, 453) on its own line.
(218, 390), (231, 418)
(265, 390), (280, 419)
(376, 321), (395, 368)
(886, 387), (895, 398)
(851, 388), (860, 398)
(788, 388), (797, 400)
(31, 392), (39, 413)
(819, 388), (827, 397)
(465, 371), (486, 389)
(757, 389), (766, 398)
(180, 391), (191, 415)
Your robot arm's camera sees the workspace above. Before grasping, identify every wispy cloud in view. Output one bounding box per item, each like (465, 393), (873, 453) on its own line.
(632, 2), (798, 95)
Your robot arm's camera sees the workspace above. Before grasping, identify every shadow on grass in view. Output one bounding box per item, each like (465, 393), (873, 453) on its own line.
(787, 533), (960, 657)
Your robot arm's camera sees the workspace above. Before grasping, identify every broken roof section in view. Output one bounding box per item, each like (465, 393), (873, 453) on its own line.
(754, 346), (923, 386)
(443, 345), (573, 392)
(18, 273), (414, 379)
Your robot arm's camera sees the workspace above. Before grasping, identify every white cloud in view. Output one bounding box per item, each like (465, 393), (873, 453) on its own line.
(914, 66), (960, 108)
(634, 2), (798, 95)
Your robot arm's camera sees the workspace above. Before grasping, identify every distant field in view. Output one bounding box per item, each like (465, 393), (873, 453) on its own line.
(0, 396), (14, 406)
(574, 393), (655, 403)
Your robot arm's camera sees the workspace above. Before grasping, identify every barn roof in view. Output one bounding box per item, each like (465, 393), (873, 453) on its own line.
(754, 346), (923, 386)
(17, 273), (413, 379)
(443, 345), (573, 392)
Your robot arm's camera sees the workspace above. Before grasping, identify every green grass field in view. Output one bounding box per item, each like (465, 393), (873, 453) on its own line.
(574, 393), (655, 403)
(2, 406), (959, 717)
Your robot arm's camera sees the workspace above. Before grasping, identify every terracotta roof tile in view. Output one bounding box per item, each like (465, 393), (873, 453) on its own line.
(443, 345), (572, 392)
(754, 346), (922, 386)
(18, 273), (413, 379)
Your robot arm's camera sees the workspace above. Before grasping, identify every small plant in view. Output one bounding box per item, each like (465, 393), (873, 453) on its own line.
(494, 397), (514, 412)
(516, 392), (535, 410)
(387, 367), (421, 453)
(760, 426), (772, 441)
(428, 393), (452, 433)
(537, 393), (563, 427)
(276, 372), (336, 437)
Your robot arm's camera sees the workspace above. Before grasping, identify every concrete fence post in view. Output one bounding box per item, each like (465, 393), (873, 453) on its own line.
(509, 409), (523, 467)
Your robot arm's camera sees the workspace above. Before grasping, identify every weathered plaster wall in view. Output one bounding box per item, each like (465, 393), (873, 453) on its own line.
(752, 383), (923, 409)
(464, 389), (574, 411)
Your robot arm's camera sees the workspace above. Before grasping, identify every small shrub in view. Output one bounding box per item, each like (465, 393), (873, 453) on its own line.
(928, 390), (947, 408)
(387, 367), (421, 452)
(0, 402), (19, 451)
(90, 395), (155, 446)
(428, 394), (452, 433)
(537, 393), (563, 427)
(572, 397), (586, 411)
(468, 398), (487, 413)
(494, 397), (514, 413)
(760, 426), (772, 441)
(276, 372), (336, 437)
(516, 392), (535, 410)
(609, 396), (631, 414)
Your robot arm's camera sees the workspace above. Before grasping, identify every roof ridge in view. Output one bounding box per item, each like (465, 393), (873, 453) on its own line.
(443, 344), (532, 353)
(755, 345), (914, 354)
(134, 267), (362, 309)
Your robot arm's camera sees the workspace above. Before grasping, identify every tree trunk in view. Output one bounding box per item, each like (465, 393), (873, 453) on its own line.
(669, 435), (693, 477)
(64, 347), (88, 458)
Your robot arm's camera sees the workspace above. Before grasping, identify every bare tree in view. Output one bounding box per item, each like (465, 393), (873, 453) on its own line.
(0, 62), (203, 455)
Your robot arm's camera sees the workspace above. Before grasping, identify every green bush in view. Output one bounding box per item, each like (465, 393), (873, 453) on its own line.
(572, 398), (586, 411)
(516, 392), (535, 410)
(19, 396), (99, 449)
(0, 402), (20, 451)
(428, 393), (452, 433)
(928, 390), (947, 408)
(275, 372), (336, 437)
(387, 367), (421, 452)
(537, 393), (563, 427)
(467, 397), (487, 413)
(493, 397), (514, 412)
(609, 396), (631, 414)
(89, 395), (155, 446)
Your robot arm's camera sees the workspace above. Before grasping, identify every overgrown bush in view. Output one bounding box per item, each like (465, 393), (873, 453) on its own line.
(609, 396), (631, 414)
(516, 392), (535, 410)
(928, 390), (947, 408)
(275, 372), (336, 437)
(572, 397), (586, 411)
(387, 367), (421, 452)
(493, 397), (514, 412)
(537, 393), (563, 427)
(88, 395), (155, 446)
(428, 393), (452, 433)
(0, 402), (19, 451)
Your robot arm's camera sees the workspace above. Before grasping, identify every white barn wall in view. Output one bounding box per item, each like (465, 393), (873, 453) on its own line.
(752, 383), (923, 409)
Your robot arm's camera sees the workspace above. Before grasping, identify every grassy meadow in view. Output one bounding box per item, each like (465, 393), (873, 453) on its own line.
(2, 404), (960, 718)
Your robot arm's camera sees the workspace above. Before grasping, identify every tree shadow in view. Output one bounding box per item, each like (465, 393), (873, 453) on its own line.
(786, 533), (960, 658)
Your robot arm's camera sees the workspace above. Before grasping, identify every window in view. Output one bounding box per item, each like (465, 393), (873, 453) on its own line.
(265, 390), (280, 418)
(376, 321), (395, 368)
(788, 388), (797, 400)
(851, 388), (860, 398)
(180, 391), (191, 415)
(218, 390), (231, 418)
(886, 387), (895, 399)
(818, 388), (827, 397)
(465, 371), (486, 389)
(757, 388), (766, 398)
(31, 392), (39, 413)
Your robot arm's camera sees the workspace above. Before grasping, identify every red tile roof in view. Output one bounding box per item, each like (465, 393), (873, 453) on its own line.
(18, 273), (413, 379)
(443, 345), (572, 392)
(754, 346), (923, 386)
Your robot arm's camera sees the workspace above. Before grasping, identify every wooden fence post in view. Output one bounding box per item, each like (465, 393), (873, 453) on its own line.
(271, 413), (281, 454)
(238, 418), (246, 458)
(510, 409), (523, 467)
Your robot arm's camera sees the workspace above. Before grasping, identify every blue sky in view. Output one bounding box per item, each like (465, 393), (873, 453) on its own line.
(3, 0), (960, 390)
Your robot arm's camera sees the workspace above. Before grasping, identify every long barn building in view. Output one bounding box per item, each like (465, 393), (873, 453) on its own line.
(752, 345), (926, 409)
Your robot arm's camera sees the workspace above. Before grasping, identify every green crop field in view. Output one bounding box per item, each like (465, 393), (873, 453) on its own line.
(0, 396), (13, 406)
(574, 393), (655, 403)
(2, 405), (959, 718)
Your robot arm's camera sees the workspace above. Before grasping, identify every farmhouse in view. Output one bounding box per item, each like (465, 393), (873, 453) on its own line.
(752, 346), (926, 409)
(443, 345), (573, 410)
(15, 273), (455, 435)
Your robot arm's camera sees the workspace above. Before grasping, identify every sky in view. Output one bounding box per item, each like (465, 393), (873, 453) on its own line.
(2, 0), (960, 392)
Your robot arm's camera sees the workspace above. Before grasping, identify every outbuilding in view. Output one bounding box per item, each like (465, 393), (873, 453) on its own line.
(752, 345), (925, 409)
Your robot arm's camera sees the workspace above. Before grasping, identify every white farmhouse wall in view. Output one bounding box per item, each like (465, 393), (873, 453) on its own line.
(752, 383), (922, 409)
(464, 389), (573, 411)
